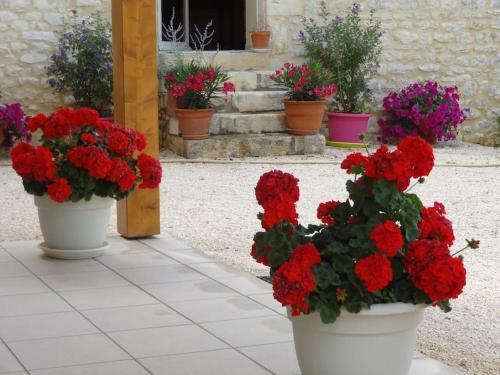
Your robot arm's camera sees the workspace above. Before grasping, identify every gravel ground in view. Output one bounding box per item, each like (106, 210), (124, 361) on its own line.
(0, 142), (499, 375)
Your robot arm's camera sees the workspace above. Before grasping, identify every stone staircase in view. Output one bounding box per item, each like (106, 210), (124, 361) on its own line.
(158, 51), (325, 159)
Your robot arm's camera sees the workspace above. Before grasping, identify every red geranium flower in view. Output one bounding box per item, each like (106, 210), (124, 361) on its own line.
(261, 199), (298, 230)
(272, 243), (321, 315)
(341, 152), (368, 174)
(47, 178), (72, 203)
(369, 220), (404, 257)
(250, 244), (272, 267)
(355, 254), (393, 293)
(106, 158), (137, 192)
(80, 133), (96, 145)
(418, 202), (455, 245)
(317, 200), (340, 225)
(27, 113), (47, 132)
(32, 146), (56, 182)
(137, 153), (162, 189)
(255, 170), (299, 209)
(364, 146), (413, 191)
(397, 136), (434, 178)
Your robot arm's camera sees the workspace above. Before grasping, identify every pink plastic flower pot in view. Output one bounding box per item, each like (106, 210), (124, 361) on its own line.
(327, 112), (370, 143)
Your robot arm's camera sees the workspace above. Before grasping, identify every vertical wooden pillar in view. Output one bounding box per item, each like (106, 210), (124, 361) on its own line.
(112, 0), (160, 238)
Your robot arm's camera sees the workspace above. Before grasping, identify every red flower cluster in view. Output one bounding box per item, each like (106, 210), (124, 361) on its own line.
(255, 170), (299, 230)
(137, 154), (162, 189)
(47, 178), (72, 203)
(11, 142), (56, 182)
(27, 107), (101, 139)
(404, 239), (465, 301)
(418, 202), (455, 245)
(272, 243), (321, 315)
(317, 200), (340, 225)
(355, 253), (393, 293)
(68, 146), (112, 179)
(369, 220), (404, 257)
(342, 136), (435, 191)
(13, 107), (162, 203)
(341, 152), (368, 174)
(106, 158), (136, 192)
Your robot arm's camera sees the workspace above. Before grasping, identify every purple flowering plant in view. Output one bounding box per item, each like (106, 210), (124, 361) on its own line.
(46, 12), (112, 116)
(0, 93), (30, 147)
(378, 81), (467, 143)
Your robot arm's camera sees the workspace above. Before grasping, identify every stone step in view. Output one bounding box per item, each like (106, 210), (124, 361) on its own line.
(158, 50), (271, 71)
(226, 70), (282, 91)
(213, 91), (287, 113)
(210, 112), (286, 135)
(166, 133), (325, 159)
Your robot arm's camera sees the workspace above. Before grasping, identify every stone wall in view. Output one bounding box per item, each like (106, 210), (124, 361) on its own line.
(0, 0), (111, 114)
(266, 0), (500, 145)
(0, 0), (498, 145)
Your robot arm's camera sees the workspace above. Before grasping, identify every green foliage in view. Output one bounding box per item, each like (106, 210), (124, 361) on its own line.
(300, 2), (383, 113)
(46, 13), (113, 116)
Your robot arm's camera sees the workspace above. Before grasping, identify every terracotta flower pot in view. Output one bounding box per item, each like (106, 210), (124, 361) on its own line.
(175, 107), (214, 140)
(284, 100), (326, 135)
(327, 112), (370, 143)
(251, 31), (271, 49)
(166, 91), (179, 117)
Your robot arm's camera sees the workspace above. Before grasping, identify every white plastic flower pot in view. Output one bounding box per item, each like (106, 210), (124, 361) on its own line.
(288, 303), (426, 375)
(34, 195), (113, 259)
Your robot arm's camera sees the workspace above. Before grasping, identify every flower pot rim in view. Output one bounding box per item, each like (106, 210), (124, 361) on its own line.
(251, 30), (271, 35)
(34, 194), (114, 208)
(288, 303), (428, 320)
(326, 111), (371, 118)
(284, 99), (327, 104)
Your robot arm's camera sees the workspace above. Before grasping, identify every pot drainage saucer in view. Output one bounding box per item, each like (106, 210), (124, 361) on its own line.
(326, 140), (365, 148)
(39, 241), (110, 260)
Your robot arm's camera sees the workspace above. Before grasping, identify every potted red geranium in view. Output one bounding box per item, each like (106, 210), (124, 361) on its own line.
(165, 61), (235, 140)
(10, 107), (162, 259)
(252, 136), (478, 375)
(270, 62), (336, 135)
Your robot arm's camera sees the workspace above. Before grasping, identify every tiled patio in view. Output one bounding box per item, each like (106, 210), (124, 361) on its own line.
(0, 235), (464, 375)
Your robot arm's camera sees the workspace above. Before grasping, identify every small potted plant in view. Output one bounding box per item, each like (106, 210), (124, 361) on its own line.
(270, 62), (337, 135)
(0, 94), (30, 148)
(10, 107), (162, 259)
(378, 81), (467, 144)
(46, 13), (113, 119)
(251, 136), (478, 375)
(167, 60), (235, 140)
(251, 25), (271, 50)
(300, 2), (383, 145)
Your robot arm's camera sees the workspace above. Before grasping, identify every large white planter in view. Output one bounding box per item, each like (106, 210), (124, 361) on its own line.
(34, 195), (113, 259)
(289, 303), (426, 375)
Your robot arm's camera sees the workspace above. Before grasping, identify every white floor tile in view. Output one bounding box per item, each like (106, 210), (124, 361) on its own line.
(0, 293), (73, 318)
(0, 262), (30, 278)
(30, 360), (151, 375)
(0, 312), (98, 342)
(40, 270), (130, 292)
(0, 342), (24, 373)
(240, 341), (301, 375)
(104, 241), (154, 256)
(217, 275), (273, 294)
(248, 293), (287, 316)
(98, 253), (178, 270)
(409, 357), (465, 375)
(82, 304), (189, 332)
(9, 334), (129, 370)
(0, 276), (50, 297)
(109, 325), (228, 358)
(140, 236), (191, 251)
(202, 315), (293, 347)
(143, 279), (239, 303)
(140, 349), (272, 375)
(116, 264), (207, 285)
(189, 262), (248, 278)
(20, 257), (106, 276)
(59, 286), (158, 310)
(0, 249), (14, 263)
(169, 296), (276, 323)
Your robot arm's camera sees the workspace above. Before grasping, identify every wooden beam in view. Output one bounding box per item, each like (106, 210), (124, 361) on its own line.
(112, 0), (160, 238)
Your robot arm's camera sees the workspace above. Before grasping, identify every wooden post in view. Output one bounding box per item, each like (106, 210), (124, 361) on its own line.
(112, 0), (160, 238)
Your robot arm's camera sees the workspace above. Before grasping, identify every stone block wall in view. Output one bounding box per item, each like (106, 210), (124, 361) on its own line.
(0, 0), (111, 114)
(0, 0), (498, 145)
(266, 0), (500, 145)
